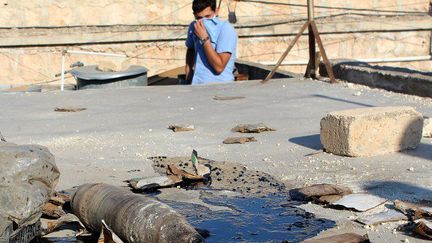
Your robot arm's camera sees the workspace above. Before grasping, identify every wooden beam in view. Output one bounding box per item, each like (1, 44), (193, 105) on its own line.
(310, 21), (337, 83)
(261, 21), (309, 84)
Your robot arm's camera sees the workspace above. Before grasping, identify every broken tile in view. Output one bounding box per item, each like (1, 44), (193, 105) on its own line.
(45, 214), (84, 235)
(213, 96), (245, 101)
(194, 163), (210, 177)
(167, 164), (204, 180)
(54, 107), (87, 112)
(98, 220), (124, 243)
(394, 200), (432, 220)
(413, 220), (432, 240)
(331, 194), (387, 212)
(302, 233), (370, 243)
(231, 123), (276, 133)
(316, 195), (343, 204)
(223, 137), (257, 144)
(42, 202), (66, 219)
(356, 210), (408, 226)
(128, 175), (181, 191)
(289, 184), (352, 202)
(49, 192), (71, 206)
(168, 125), (195, 132)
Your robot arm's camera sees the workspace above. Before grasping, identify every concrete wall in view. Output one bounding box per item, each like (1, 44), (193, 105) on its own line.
(0, 1), (431, 88)
(0, 0), (428, 27)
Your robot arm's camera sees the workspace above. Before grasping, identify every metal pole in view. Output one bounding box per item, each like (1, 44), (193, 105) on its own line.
(67, 50), (127, 58)
(307, 0), (314, 20)
(60, 51), (66, 91)
(305, 0), (316, 79)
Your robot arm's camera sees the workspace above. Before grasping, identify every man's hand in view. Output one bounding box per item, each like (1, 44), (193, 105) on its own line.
(194, 20), (209, 40)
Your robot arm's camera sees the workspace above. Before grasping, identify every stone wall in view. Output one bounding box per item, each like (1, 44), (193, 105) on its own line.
(0, 1), (430, 88)
(0, 0), (428, 27)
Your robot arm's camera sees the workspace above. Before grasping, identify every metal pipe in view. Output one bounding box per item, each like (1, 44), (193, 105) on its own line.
(307, 0), (314, 21)
(259, 55), (432, 66)
(67, 50), (127, 58)
(71, 183), (204, 243)
(60, 52), (65, 91)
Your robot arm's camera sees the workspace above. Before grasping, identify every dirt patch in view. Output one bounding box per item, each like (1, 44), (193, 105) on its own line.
(149, 156), (287, 196)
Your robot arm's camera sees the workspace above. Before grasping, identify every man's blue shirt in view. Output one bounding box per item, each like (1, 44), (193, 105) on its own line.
(186, 17), (237, 85)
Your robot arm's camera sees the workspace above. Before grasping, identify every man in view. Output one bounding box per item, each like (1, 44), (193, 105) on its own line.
(185, 0), (238, 85)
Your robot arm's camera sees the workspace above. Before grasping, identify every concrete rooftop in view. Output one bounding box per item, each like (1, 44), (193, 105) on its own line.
(2, 78), (432, 242)
(0, 78), (430, 198)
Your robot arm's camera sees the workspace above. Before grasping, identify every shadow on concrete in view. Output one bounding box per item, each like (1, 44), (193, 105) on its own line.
(289, 134), (322, 150)
(402, 142), (432, 161)
(363, 180), (432, 204)
(312, 94), (374, 107)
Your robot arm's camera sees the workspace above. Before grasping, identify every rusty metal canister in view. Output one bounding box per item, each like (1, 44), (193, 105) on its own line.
(71, 183), (204, 243)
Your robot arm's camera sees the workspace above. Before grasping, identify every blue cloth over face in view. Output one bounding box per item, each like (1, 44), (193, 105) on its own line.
(186, 17), (238, 85)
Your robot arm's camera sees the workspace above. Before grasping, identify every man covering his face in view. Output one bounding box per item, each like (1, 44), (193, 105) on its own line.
(185, 0), (238, 85)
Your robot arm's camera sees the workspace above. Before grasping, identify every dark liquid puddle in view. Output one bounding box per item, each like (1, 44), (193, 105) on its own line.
(163, 192), (335, 243)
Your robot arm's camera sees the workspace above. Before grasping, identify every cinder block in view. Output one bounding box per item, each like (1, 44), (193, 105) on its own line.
(320, 106), (424, 157)
(424, 117), (432, 138)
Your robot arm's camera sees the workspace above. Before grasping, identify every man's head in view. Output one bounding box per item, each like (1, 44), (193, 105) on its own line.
(193, 0), (217, 20)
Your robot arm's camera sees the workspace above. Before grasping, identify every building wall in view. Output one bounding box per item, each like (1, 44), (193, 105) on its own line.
(0, 1), (430, 88)
(0, 0), (428, 27)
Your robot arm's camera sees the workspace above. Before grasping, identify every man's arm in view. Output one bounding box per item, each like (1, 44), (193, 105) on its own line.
(194, 20), (232, 75)
(185, 48), (195, 81)
(202, 42), (231, 75)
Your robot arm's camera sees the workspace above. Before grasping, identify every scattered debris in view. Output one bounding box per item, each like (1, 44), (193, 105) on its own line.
(54, 107), (87, 112)
(231, 123), (276, 133)
(0, 219), (42, 243)
(331, 194), (387, 212)
(303, 233), (370, 243)
(0, 143), (60, 227)
(150, 156), (286, 195)
(356, 210), (408, 226)
(98, 220), (124, 243)
(213, 95), (245, 101)
(413, 220), (432, 240)
(289, 184), (352, 202)
(316, 195), (344, 204)
(394, 200), (432, 220)
(44, 214), (85, 235)
(128, 175), (181, 191)
(50, 192), (71, 206)
(168, 124), (195, 132)
(128, 151), (211, 191)
(0, 132), (5, 142)
(223, 137), (257, 144)
(191, 150), (210, 177)
(42, 202), (66, 219)
(71, 183), (204, 243)
(167, 164), (204, 180)
(42, 192), (71, 219)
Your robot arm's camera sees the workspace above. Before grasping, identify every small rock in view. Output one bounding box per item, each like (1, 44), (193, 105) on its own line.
(408, 167), (414, 172)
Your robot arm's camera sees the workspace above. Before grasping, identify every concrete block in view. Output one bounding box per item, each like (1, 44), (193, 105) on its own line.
(424, 117), (432, 138)
(320, 106), (424, 157)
